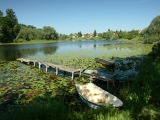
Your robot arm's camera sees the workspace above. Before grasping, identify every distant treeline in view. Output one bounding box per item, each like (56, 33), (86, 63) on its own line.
(0, 9), (58, 43)
(97, 15), (160, 43)
(0, 9), (160, 43)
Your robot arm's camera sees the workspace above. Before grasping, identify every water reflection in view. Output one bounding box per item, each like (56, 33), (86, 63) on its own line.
(0, 44), (58, 61)
(0, 40), (150, 61)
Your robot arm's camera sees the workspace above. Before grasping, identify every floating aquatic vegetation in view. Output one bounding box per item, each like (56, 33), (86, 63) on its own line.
(0, 60), (86, 109)
(0, 61), (69, 105)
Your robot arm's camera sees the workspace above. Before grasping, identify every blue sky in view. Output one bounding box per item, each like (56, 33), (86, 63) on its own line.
(0, 0), (160, 34)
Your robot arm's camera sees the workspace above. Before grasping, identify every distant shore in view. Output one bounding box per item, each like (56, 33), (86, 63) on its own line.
(0, 38), (144, 46)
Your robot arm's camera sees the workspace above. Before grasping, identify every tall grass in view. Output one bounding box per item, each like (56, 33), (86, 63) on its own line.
(0, 98), (133, 120)
(118, 55), (160, 119)
(0, 97), (68, 120)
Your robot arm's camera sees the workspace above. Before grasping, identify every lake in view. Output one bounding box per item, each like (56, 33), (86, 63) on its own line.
(0, 40), (152, 109)
(0, 40), (151, 61)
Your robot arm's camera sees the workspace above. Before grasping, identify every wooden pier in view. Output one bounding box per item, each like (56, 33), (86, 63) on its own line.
(17, 58), (82, 80)
(95, 58), (115, 69)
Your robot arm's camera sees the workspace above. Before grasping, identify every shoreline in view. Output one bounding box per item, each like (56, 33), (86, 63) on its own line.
(0, 40), (61, 45)
(0, 38), (143, 46)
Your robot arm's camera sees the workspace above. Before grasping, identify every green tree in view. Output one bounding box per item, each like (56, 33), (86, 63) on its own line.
(93, 30), (97, 37)
(0, 10), (3, 18)
(16, 27), (29, 41)
(16, 25), (44, 41)
(112, 33), (119, 40)
(68, 33), (73, 40)
(0, 9), (20, 43)
(59, 34), (67, 40)
(105, 31), (114, 40)
(37, 28), (44, 40)
(98, 30), (118, 40)
(0, 10), (3, 41)
(98, 33), (102, 38)
(143, 16), (160, 43)
(42, 26), (58, 40)
(150, 41), (160, 58)
(118, 30), (123, 39)
(100, 32), (105, 38)
(16, 25), (59, 41)
(118, 30), (128, 39)
(78, 31), (82, 38)
(127, 30), (139, 40)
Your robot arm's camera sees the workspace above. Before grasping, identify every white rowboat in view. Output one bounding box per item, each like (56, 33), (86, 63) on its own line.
(75, 82), (123, 109)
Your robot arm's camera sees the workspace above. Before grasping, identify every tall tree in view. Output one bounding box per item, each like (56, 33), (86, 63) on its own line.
(78, 31), (82, 38)
(0, 9), (20, 42)
(59, 34), (67, 40)
(93, 30), (97, 37)
(105, 31), (113, 40)
(0, 10), (3, 18)
(16, 27), (37, 41)
(127, 30), (139, 40)
(42, 26), (58, 40)
(0, 10), (4, 41)
(143, 15), (160, 43)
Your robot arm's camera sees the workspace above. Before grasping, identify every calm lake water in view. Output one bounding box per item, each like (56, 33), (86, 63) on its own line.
(0, 40), (151, 61)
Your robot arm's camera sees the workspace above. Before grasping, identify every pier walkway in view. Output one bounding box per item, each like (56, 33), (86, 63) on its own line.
(17, 58), (82, 80)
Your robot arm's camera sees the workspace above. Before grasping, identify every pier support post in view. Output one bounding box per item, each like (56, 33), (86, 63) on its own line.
(46, 65), (48, 73)
(55, 68), (58, 75)
(39, 62), (41, 69)
(79, 71), (82, 77)
(72, 72), (74, 80)
(33, 62), (36, 67)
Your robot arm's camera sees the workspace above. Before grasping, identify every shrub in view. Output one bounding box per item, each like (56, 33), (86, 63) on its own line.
(150, 41), (160, 58)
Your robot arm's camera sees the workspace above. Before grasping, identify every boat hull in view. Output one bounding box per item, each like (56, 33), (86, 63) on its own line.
(75, 83), (123, 109)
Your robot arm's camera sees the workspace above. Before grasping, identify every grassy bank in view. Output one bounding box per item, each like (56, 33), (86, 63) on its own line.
(0, 38), (104, 45)
(0, 40), (60, 45)
(119, 56), (160, 119)
(0, 96), (132, 120)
